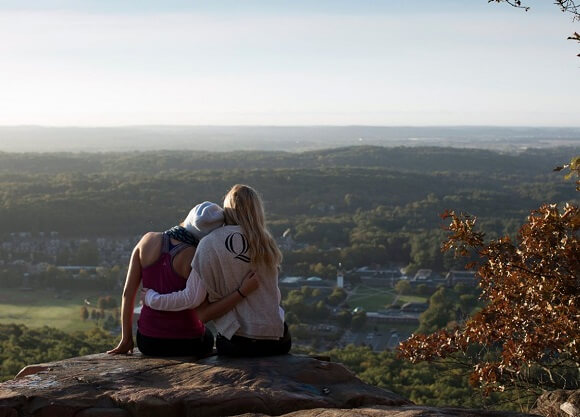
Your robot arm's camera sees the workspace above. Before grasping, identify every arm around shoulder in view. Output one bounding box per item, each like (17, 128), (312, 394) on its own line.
(144, 267), (207, 311)
(195, 270), (260, 322)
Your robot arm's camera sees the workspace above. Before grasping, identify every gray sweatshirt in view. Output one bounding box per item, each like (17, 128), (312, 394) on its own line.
(145, 225), (284, 340)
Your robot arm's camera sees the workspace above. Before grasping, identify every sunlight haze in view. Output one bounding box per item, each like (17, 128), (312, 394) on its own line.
(0, 0), (578, 126)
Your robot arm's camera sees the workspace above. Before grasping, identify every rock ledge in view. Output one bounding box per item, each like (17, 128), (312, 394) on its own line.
(0, 353), (537, 417)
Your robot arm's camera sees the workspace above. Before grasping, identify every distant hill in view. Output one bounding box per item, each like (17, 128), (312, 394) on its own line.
(0, 146), (577, 237)
(0, 125), (578, 153)
(0, 145), (577, 175)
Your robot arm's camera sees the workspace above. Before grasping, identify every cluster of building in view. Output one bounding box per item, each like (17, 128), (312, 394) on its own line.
(0, 233), (139, 288)
(280, 265), (477, 290)
(356, 266), (478, 288)
(1, 231), (478, 352)
(0, 232), (137, 269)
(280, 264), (479, 352)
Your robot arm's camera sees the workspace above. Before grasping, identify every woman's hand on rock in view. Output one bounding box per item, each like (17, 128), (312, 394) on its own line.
(107, 337), (134, 355)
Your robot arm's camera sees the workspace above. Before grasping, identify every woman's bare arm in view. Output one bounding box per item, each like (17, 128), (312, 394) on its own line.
(107, 233), (158, 354)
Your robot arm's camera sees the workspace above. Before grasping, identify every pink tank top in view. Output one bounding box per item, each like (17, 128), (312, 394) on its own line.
(138, 234), (205, 339)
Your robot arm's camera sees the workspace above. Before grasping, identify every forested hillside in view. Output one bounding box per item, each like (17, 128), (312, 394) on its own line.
(0, 145), (574, 175)
(0, 146), (576, 275)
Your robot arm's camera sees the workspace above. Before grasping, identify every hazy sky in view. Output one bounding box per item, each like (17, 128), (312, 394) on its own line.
(0, 0), (578, 127)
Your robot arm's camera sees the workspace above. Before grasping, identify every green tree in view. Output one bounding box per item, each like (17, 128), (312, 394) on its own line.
(395, 279), (411, 295)
(103, 314), (119, 331)
(285, 311), (299, 325)
(416, 287), (456, 334)
(327, 287), (347, 306)
(300, 286), (313, 297)
(313, 300), (330, 320)
(458, 294), (477, 317)
(97, 295), (117, 310)
(321, 345), (519, 410)
(0, 324), (116, 382)
(351, 311), (367, 331)
(335, 310), (352, 328)
(309, 262), (337, 280)
(80, 306), (89, 321)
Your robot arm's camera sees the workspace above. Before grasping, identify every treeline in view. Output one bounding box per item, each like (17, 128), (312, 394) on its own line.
(1, 167), (567, 235)
(0, 146), (576, 274)
(0, 145), (575, 175)
(0, 324), (116, 382)
(318, 345), (534, 411)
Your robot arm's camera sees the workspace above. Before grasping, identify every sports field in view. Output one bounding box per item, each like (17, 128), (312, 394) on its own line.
(346, 285), (395, 311)
(346, 285), (428, 312)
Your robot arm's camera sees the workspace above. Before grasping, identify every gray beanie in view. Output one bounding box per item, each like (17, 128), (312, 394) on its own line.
(183, 201), (224, 241)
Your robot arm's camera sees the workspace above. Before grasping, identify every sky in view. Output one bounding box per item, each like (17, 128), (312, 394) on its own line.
(0, 0), (578, 127)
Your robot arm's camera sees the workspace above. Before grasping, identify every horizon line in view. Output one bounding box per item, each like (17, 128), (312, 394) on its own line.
(2, 124), (580, 130)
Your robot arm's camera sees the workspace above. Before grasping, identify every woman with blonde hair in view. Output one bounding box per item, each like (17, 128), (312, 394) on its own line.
(108, 201), (259, 357)
(143, 185), (291, 356)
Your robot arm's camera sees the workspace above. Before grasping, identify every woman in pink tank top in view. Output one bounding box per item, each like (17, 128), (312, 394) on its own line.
(107, 202), (259, 357)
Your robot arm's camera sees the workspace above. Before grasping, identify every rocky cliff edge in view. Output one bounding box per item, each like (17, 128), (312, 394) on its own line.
(0, 353), (541, 417)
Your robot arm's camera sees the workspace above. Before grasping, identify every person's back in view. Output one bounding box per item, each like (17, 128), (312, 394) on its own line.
(108, 201), (259, 357)
(194, 225), (284, 340)
(138, 232), (205, 339)
(136, 189), (290, 357)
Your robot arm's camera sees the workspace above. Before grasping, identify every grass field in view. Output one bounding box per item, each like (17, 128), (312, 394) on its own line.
(347, 285), (429, 312)
(0, 289), (116, 332)
(346, 285), (396, 311)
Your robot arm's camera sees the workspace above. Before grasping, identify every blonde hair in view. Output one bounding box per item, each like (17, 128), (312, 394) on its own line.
(223, 184), (282, 271)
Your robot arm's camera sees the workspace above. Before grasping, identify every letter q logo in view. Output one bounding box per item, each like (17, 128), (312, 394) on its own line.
(224, 232), (250, 263)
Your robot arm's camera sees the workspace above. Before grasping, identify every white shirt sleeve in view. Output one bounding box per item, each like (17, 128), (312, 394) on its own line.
(143, 269), (207, 311)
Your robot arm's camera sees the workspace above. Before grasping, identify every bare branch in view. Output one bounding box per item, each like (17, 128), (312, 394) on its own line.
(489, 0), (580, 57)
(554, 0), (580, 21)
(489, 0), (580, 19)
